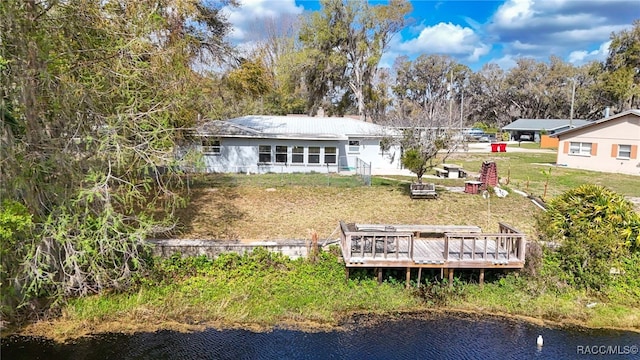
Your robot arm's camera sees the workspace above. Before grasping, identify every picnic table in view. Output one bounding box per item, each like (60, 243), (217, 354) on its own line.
(434, 164), (467, 179)
(433, 167), (448, 178)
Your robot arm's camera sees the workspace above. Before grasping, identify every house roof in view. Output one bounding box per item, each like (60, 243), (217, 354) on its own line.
(195, 115), (394, 140)
(502, 118), (591, 131)
(553, 109), (640, 138)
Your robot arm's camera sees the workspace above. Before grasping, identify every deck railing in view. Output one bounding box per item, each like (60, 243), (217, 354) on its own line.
(443, 232), (526, 263)
(340, 222), (413, 262)
(340, 222), (526, 267)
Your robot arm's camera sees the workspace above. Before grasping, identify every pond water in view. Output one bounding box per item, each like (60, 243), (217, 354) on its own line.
(3, 314), (639, 359)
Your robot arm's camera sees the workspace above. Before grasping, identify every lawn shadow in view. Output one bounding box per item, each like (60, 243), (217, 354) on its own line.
(372, 176), (413, 197)
(170, 174), (247, 240)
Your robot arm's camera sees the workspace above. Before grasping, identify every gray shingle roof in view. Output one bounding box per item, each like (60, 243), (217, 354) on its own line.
(502, 119), (591, 131)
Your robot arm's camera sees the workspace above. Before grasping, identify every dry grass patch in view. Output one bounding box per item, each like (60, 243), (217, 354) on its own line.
(172, 176), (540, 241)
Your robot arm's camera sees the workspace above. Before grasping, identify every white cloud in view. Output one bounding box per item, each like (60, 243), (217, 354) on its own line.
(484, 0), (637, 67)
(490, 54), (518, 70)
(568, 41), (611, 65)
(224, 0), (304, 41)
(397, 22), (490, 61)
(511, 41), (540, 51)
(491, 0), (535, 29)
(557, 25), (628, 44)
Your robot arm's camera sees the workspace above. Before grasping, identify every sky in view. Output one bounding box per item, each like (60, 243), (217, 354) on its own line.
(221, 0), (639, 71)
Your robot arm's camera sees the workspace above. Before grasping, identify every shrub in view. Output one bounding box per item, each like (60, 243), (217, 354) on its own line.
(536, 184), (640, 291)
(522, 241), (543, 277)
(0, 201), (34, 316)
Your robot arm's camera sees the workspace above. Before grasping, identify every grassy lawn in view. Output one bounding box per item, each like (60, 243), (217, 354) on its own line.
(174, 175), (540, 240)
(20, 155), (640, 341)
(173, 151), (639, 241)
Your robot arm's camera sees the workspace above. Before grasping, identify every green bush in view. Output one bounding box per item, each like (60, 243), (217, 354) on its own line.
(536, 184), (640, 291)
(0, 200), (34, 317)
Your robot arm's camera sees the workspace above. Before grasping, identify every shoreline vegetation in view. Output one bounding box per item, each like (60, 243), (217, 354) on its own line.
(4, 154), (640, 343)
(5, 249), (640, 343)
(11, 308), (640, 345)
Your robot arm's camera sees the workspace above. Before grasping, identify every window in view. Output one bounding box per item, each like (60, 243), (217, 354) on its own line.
(569, 142), (592, 156)
(275, 146), (288, 163)
(324, 147), (337, 164)
(617, 144), (631, 159)
(292, 146), (304, 163)
(258, 145), (272, 163)
(202, 138), (220, 154)
(348, 140), (360, 153)
(308, 147), (320, 164)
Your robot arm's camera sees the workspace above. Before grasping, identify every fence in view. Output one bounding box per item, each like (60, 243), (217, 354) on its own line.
(355, 157), (372, 186)
(337, 156), (371, 186)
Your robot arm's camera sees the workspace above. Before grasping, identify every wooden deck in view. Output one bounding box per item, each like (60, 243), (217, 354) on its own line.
(340, 222), (526, 270)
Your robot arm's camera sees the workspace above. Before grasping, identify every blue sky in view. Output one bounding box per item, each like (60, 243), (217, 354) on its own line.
(223, 0), (639, 70)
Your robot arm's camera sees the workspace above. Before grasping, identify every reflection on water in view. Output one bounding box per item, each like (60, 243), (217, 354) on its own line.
(3, 314), (639, 359)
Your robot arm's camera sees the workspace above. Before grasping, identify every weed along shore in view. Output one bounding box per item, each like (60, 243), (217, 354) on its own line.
(5, 169), (640, 343)
(10, 247), (640, 343)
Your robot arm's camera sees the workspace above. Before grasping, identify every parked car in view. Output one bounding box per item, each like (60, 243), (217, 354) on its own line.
(519, 134), (532, 141)
(462, 128), (485, 141)
(479, 134), (496, 142)
(464, 128), (484, 138)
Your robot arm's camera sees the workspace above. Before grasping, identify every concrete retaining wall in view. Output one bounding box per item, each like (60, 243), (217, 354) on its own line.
(146, 239), (315, 260)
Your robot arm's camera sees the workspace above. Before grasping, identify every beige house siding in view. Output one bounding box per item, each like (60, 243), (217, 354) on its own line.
(556, 112), (640, 176)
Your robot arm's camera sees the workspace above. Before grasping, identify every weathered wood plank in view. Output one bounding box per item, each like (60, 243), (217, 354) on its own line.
(340, 223), (526, 271)
(356, 224), (481, 233)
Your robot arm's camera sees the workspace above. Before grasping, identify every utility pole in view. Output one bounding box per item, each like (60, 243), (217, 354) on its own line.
(569, 79), (576, 128)
(448, 70), (453, 129)
(460, 88), (464, 130)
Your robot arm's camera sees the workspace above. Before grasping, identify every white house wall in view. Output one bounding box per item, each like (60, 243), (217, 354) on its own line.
(196, 137), (401, 174)
(556, 115), (640, 176)
(341, 137), (402, 173)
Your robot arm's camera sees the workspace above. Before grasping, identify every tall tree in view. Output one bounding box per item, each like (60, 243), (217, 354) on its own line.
(234, 13), (308, 115)
(466, 63), (510, 127)
(603, 19), (640, 111)
(391, 54), (469, 127)
(298, 0), (411, 120)
(384, 55), (466, 183)
(0, 0), (236, 318)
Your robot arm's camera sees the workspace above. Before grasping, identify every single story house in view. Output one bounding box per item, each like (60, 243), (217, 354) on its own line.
(553, 109), (639, 176)
(182, 115), (404, 174)
(502, 119), (591, 142)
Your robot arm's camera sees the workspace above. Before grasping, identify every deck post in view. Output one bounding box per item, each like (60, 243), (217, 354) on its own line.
(345, 267), (350, 283)
(472, 237), (477, 260)
(479, 268), (485, 287)
(409, 235), (414, 259)
(377, 267), (383, 284)
(417, 267), (422, 287)
(448, 268), (454, 287)
(384, 235), (388, 258)
(444, 236), (449, 260)
(405, 267), (411, 288)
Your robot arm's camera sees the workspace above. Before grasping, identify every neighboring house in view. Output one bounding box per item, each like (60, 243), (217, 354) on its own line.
(553, 109), (640, 176)
(502, 119), (591, 142)
(182, 115), (403, 174)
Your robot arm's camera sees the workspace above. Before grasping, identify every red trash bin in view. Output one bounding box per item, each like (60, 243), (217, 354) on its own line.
(498, 143), (507, 152)
(491, 143), (499, 152)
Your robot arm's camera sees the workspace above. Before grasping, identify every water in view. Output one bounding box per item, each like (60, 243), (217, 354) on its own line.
(3, 314), (639, 359)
